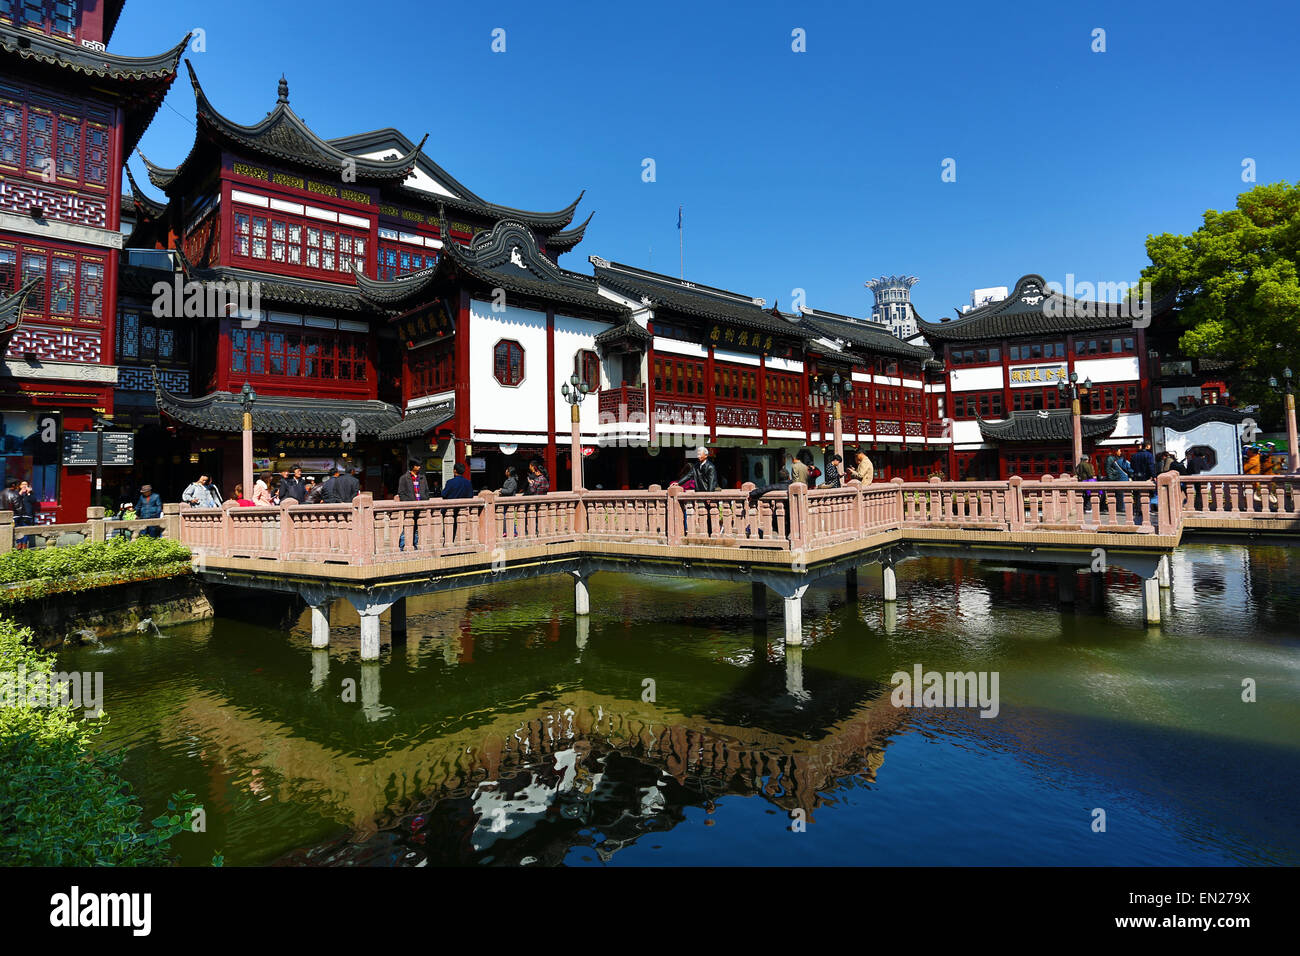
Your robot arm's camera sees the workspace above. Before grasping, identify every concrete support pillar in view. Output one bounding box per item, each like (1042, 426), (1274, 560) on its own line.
(310, 601), (331, 648)
(882, 602), (898, 636)
(1143, 575), (1161, 626)
(1090, 571), (1105, 604)
(1058, 566), (1075, 604)
(575, 615), (589, 654)
(573, 571), (590, 616)
(360, 614), (382, 660)
(310, 648), (328, 691)
(347, 597), (394, 661)
(882, 562), (897, 602)
(845, 567), (858, 602)
(783, 595), (803, 644)
(390, 597), (407, 640)
(1157, 554), (1171, 589)
(752, 582), (768, 620)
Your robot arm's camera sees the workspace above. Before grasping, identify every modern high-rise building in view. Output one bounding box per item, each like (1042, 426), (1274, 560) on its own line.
(865, 275), (919, 339)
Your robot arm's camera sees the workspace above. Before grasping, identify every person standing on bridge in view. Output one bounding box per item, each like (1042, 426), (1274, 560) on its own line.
(397, 460), (430, 552)
(182, 474), (221, 508)
(525, 460), (550, 496)
(823, 453), (843, 489)
(135, 484), (163, 538)
(847, 450), (874, 484)
(278, 466), (307, 505)
(1130, 441), (1157, 482)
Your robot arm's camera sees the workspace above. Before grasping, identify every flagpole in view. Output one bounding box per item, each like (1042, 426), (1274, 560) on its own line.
(678, 204), (683, 279)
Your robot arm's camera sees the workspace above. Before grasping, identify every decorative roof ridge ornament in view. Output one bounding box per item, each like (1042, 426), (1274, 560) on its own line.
(277, 74), (289, 105)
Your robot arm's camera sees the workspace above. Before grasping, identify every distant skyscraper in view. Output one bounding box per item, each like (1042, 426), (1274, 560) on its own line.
(865, 276), (920, 339)
(960, 286), (1009, 314)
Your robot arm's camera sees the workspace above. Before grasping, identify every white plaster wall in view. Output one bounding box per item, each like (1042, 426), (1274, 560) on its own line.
(554, 313), (607, 437)
(1075, 355), (1140, 383)
(469, 299), (548, 437)
(950, 366), (1004, 392)
(951, 420), (984, 444)
(1161, 422), (1243, 474)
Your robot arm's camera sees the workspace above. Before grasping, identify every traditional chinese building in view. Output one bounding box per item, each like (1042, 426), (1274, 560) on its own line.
(134, 61), (593, 498)
(916, 273), (1166, 479)
(0, 2), (187, 519)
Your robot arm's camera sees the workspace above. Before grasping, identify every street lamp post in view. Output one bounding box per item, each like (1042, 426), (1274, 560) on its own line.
(1056, 371), (1092, 467)
(560, 373), (590, 491)
(1267, 367), (1297, 471)
(818, 372), (853, 462)
(240, 382), (256, 500)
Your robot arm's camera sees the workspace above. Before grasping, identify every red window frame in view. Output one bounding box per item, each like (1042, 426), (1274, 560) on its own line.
(0, 83), (109, 191)
(0, 2), (79, 37)
(409, 339), (455, 399)
(0, 240), (103, 322)
(575, 349), (600, 392)
(227, 321), (368, 387)
(652, 355), (706, 398)
(231, 204), (367, 280)
(378, 242), (438, 281)
(494, 339), (524, 387)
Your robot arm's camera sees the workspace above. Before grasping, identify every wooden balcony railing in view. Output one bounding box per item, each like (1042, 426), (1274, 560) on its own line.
(597, 385), (647, 421)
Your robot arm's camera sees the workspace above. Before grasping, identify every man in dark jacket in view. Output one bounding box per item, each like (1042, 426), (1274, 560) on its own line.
(823, 453), (843, 489)
(1130, 441), (1157, 481)
(442, 462), (474, 498)
(13, 479), (37, 548)
(278, 466), (307, 504)
(135, 483), (163, 538)
(0, 477), (21, 517)
(397, 461), (429, 551)
(685, 445), (718, 492)
(332, 467), (361, 503)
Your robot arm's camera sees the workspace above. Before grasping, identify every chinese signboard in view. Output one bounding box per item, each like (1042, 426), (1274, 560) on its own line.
(398, 299), (455, 348)
(1008, 364), (1068, 387)
(708, 324), (775, 354)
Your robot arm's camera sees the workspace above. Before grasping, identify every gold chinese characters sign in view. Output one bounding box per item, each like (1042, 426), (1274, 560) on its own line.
(1008, 364), (1068, 387)
(398, 300), (455, 348)
(708, 324), (775, 354)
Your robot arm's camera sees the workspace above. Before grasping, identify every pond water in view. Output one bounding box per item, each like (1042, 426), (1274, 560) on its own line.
(58, 542), (1300, 866)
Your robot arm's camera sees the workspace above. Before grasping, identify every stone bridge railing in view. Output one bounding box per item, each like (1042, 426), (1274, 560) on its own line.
(173, 470), (1294, 566)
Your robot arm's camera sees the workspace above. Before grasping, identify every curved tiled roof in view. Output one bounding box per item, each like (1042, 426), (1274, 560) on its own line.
(0, 278), (40, 335)
(185, 265), (370, 313)
(1158, 405), (1253, 432)
(0, 27), (191, 81)
(547, 212), (594, 251)
(798, 308), (933, 361)
(590, 259), (811, 340)
(144, 62), (426, 192)
(919, 274), (1174, 342)
(402, 185), (584, 232)
(977, 409), (1119, 443)
(379, 402), (455, 441)
(594, 317), (653, 349)
(154, 370), (401, 436)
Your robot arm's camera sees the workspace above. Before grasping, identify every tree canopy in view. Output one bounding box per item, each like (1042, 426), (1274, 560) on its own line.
(1142, 181), (1300, 413)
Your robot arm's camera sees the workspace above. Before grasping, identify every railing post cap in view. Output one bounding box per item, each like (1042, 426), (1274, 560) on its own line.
(86, 506), (105, 518)
(0, 511), (12, 524)
(666, 484), (681, 497)
(928, 475), (941, 483)
(355, 492), (374, 504)
(478, 489), (496, 502)
(279, 497), (299, 506)
(741, 481), (756, 492)
(1009, 475), (1023, 486)
(648, 483), (662, 493)
(890, 477), (904, 485)
(789, 481), (808, 492)
(1041, 474), (1054, 483)
(162, 502), (181, 514)
(222, 500), (240, 510)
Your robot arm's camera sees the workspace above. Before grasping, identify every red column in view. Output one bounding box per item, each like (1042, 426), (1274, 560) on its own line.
(758, 352), (769, 445)
(545, 307), (557, 484)
(455, 288), (471, 469)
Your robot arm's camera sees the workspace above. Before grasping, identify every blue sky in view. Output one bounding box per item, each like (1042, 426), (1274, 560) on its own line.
(119, 0), (1299, 321)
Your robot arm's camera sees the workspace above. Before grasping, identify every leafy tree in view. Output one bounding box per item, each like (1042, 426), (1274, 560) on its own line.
(1142, 181), (1300, 416)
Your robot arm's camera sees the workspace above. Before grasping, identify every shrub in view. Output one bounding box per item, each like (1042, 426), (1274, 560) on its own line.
(0, 536), (190, 586)
(0, 617), (197, 865)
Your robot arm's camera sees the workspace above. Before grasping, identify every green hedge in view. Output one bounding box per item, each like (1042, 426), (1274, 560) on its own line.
(0, 536), (190, 586)
(0, 616), (202, 865)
